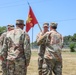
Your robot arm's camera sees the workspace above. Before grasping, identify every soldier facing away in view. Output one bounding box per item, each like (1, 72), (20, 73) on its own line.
(36, 23), (49, 75)
(0, 24), (14, 75)
(0, 19), (31, 75)
(42, 22), (63, 75)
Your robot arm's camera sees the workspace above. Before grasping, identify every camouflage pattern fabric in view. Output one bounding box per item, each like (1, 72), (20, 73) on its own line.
(0, 27), (31, 75)
(38, 44), (46, 75)
(0, 32), (7, 46)
(37, 31), (49, 75)
(7, 59), (27, 75)
(42, 59), (62, 75)
(0, 32), (8, 75)
(42, 30), (63, 75)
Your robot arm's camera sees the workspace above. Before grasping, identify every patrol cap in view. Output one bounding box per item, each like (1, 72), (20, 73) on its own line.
(7, 24), (14, 29)
(43, 22), (49, 27)
(50, 22), (58, 27)
(7, 24), (14, 28)
(16, 19), (25, 26)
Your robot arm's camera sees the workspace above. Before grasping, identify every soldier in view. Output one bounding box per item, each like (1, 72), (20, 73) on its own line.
(42, 22), (63, 75)
(0, 24), (14, 75)
(0, 32), (3, 73)
(0, 24), (14, 45)
(36, 23), (49, 75)
(0, 19), (31, 75)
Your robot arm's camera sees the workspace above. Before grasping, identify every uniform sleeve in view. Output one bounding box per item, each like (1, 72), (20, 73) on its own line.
(36, 32), (44, 45)
(0, 33), (5, 46)
(36, 33), (40, 42)
(0, 33), (6, 54)
(0, 36), (2, 51)
(0, 37), (8, 57)
(36, 32), (50, 45)
(24, 33), (31, 65)
(61, 35), (64, 48)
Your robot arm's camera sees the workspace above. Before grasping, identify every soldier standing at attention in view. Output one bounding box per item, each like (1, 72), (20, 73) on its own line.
(42, 22), (63, 75)
(36, 23), (49, 75)
(0, 24), (14, 75)
(0, 19), (31, 75)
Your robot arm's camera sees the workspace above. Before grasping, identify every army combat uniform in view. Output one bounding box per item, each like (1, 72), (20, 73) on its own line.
(0, 24), (14, 75)
(0, 32), (7, 75)
(0, 20), (31, 75)
(42, 22), (63, 75)
(37, 31), (46, 75)
(36, 23), (49, 75)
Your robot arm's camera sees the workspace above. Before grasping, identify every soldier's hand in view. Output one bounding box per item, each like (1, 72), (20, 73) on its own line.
(26, 63), (29, 67)
(0, 56), (4, 61)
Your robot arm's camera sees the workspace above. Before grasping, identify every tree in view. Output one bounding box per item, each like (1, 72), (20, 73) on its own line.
(0, 26), (6, 35)
(69, 43), (75, 52)
(72, 33), (76, 42)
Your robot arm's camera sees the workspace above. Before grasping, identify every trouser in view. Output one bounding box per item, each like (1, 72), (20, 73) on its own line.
(2, 60), (7, 75)
(7, 58), (27, 75)
(38, 44), (46, 75)
(38, 57), (44, 75)
(42, 59), (62, 75)
(0, 61), (2, 73)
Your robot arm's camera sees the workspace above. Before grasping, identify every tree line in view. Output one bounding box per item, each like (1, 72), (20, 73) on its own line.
(0, 26), (6, 35)
(64, 34), (76, 52)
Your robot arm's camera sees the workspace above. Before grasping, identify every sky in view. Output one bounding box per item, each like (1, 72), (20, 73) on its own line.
(0, 0), (76, 42)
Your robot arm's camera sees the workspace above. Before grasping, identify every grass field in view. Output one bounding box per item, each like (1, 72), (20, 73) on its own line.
(0, 50), (76, 75)
(27, 50), (76, 75)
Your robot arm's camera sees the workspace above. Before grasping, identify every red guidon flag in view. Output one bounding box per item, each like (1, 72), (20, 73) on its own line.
(26, 6), (38, 32)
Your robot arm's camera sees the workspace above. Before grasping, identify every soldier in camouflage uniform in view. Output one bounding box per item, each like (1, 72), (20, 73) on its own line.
(0, 33), (2, 73)
(36, 23), (49, 75)
(0, 24), (14, 47)
(0, 24), (14, 75)
(0, 19), (31, 75)
(42, 22), (63, 75)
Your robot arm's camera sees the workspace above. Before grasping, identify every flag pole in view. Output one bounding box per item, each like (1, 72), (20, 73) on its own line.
(38, 23), (42, 32)
(32, 27), (33, 49)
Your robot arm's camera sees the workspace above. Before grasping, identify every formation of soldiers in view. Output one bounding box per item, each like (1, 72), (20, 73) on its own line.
(0, 19), (63, 75)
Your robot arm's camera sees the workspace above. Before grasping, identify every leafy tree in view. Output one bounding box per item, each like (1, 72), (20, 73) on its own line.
(69, 43), (75, 52)
(64, 34), (76, 45)
(73, 33), (76, 42)
(0, 26), (6, 35)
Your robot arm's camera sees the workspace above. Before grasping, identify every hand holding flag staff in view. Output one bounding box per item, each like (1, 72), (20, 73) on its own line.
(26, 2), (42, 32)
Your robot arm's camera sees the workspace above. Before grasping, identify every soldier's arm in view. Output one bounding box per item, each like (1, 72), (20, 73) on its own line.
(36, 32), (46, 45)
(24, 33), (31, 66)
(61, 35), (64, 48)
(0, 33), (5, 46)
(36, 32), (50, 45)
(36, 33), (41, 43)
(0, 37), (8, 60)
